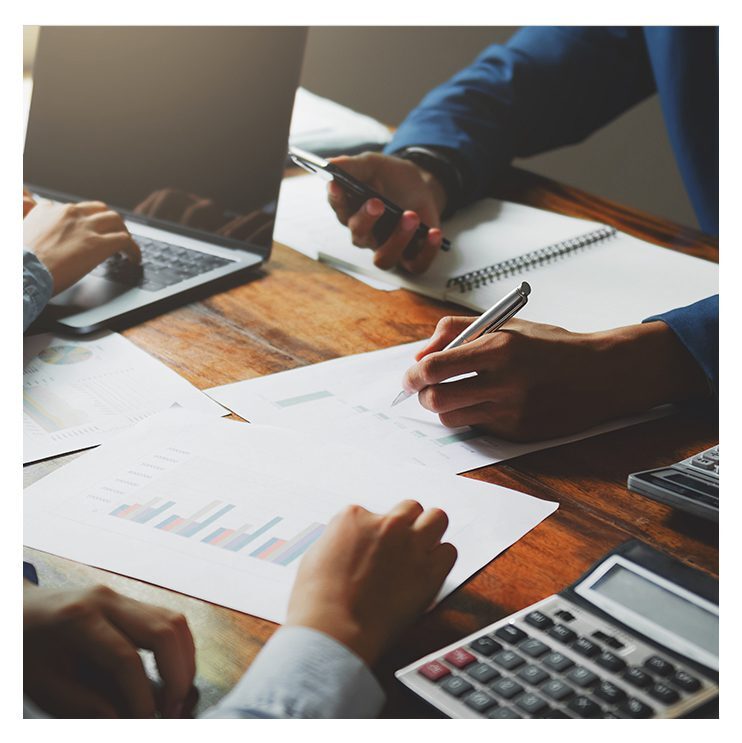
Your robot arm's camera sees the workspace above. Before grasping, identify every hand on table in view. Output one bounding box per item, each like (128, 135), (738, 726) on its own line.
(285, 501), (457, 666)
(401, 316), (711, 442)
(23, 201), (141, 294)
(24, 583), (196, 718)
(326, 152), (447, 274)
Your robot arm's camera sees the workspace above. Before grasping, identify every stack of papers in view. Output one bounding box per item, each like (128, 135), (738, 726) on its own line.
(289, 87), (391, 157)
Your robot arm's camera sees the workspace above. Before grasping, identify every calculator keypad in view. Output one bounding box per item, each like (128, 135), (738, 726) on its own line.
(406, 597), (716, 719)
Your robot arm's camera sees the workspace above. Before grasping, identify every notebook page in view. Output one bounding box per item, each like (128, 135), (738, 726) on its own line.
(461, 233), (719, 332)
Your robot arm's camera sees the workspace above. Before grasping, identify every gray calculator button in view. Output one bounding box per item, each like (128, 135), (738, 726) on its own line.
(567, 666), (599, 687)
(466, 662), (500, 684)
(493, 650), (526, 671)
(542, 678), (575, 701)
(465, 690), (498, 713)
(491, 677), (524, 700)
(440, 675), (474, 697)
(517, 664), (550, 685)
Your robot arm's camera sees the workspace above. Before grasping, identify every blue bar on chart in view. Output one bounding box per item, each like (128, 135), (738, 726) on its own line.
(155, 499), (235, 538)
(251, 522), (325, 566)
(110, 497), (175, 524)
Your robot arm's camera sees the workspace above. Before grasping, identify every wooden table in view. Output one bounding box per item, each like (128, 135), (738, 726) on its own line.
(23, 168), (719, 717)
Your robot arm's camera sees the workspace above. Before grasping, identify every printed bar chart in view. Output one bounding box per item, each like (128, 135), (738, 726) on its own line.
(110, 497), (176, 524)
(155, 500), (236, 538)
(251, 522), (325, 566)
(201, 516), (283, 552)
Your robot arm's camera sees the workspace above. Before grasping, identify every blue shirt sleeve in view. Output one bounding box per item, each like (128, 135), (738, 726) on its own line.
(386, 27), (655, 206)
(23, 250), (53, 331)
(202, 626), (385, 719)
(644, 295), (718, 398)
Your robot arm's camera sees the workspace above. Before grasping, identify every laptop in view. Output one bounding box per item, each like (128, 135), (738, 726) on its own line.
(24, 27), (307, 334)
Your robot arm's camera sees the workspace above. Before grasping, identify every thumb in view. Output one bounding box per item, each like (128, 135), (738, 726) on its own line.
(415, 316), (475, 361)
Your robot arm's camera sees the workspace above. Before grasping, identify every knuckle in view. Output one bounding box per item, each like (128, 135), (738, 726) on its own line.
(90, 584), (115, 601)
(437, 315), (458, 333)
(424, 385), (444, 412)
(418, 355), (441, 385)
(438, 411), (456, 427)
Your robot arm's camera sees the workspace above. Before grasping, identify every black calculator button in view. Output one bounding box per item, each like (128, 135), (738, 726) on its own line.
(618, 697), (654, 719)
(517, 664), (550, 685)
(525, 610), (554, 631)
(566, 666), (599, 688)
(466, 662), (500, 684)
(440, 675), (474, 697)
(548, 624), (577, 644)
(567, 695), (603, 718)
(543, 651), (575, 673)
(648, 682), (680, 705)
(572, 637), (601, 658)
(644, 655), (675, 677)
(595, 651), (627, 673)
(671, 670), (701, 692)
(492, 650), (526, 671)
(623, 667), (653, 688)
(494, 624), (528, 644)
(518, 638), (551, 658)
(541, 678), (575, 701)
(516, 692), (550, 717)
(594, 680), (628, 704)
(490, 677), (524, 700)
(465, 690), (498, 713)
(469, 635), (503, 657)
(487, 706), (522, 719)
(554, 610), (575, 622)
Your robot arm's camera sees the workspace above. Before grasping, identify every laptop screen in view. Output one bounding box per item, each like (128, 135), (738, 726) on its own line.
(24, 27), (307, 256)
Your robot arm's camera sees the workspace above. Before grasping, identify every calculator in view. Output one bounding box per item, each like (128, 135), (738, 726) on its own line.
(628, 445), (719, 521)
(396, 540), (718, 719)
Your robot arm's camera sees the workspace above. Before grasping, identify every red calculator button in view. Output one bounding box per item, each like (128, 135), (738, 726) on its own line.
(418, 660), (451, 681)
(444, 648), (477, 668)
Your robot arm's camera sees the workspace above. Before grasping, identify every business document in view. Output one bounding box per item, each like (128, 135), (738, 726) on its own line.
(23, 332), (226, 464)
(23, 411), (557, 622)
(208, 341), (671, 475)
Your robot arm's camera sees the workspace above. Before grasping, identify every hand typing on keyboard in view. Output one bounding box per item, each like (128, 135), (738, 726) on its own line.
(23, 197), (141, 294)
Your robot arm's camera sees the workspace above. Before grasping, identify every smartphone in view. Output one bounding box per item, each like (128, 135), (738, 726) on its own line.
(289, 147), (451, 252)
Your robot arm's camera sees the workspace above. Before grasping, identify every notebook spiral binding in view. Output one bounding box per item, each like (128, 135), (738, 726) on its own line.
(446, 226), (618, 293)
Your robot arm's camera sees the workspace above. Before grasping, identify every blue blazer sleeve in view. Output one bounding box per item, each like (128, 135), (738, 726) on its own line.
(386, 27), (656, 205)
(644, 295), (719, 398)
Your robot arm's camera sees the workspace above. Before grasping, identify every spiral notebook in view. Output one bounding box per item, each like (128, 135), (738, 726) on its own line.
(275, 175), (719, 333)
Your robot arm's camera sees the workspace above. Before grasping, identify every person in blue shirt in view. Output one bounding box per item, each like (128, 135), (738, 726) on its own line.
(327, 27), (718, 442)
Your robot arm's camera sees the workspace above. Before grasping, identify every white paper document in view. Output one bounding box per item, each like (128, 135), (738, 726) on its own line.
(23, 411), (557, 623)
(207, 341), (672, 475)
(289, 87), (391, 156)
(23, 332), (226, 464)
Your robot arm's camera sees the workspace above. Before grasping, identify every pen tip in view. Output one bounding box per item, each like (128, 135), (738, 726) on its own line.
(391, 391), (409, 407)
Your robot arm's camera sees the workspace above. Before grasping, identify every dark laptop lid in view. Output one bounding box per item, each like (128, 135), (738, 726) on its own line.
(24, 26), (307, 258)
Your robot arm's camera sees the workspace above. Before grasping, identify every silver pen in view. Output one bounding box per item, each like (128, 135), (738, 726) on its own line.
(391, 281), (532, 407)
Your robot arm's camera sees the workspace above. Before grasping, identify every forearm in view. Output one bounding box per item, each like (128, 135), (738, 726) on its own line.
(387, 27), (655, 207)
(202, 627), (385, 719)
(588, 320), (712, 417)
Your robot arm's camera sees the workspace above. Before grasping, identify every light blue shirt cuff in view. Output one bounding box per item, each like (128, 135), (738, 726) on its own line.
(23, 250), (53, 331)
(204, 626), (386, 719)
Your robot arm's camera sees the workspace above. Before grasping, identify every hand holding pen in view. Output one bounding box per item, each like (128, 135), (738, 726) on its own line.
(392, 282), (531, 407)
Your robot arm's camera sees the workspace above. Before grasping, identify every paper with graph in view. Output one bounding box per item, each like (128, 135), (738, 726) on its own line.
(23, 332), (225, 464)
(23, 411), (558, 622)
(208, 341), (672, 474)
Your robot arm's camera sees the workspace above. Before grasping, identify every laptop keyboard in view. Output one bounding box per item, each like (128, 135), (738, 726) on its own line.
(92, 235), (233, 292)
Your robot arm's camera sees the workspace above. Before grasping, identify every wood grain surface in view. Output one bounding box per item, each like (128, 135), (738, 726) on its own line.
(23, 167), (719, 717)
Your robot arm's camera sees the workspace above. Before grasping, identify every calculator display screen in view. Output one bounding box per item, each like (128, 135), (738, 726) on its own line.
(591, 564), (719, 656)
